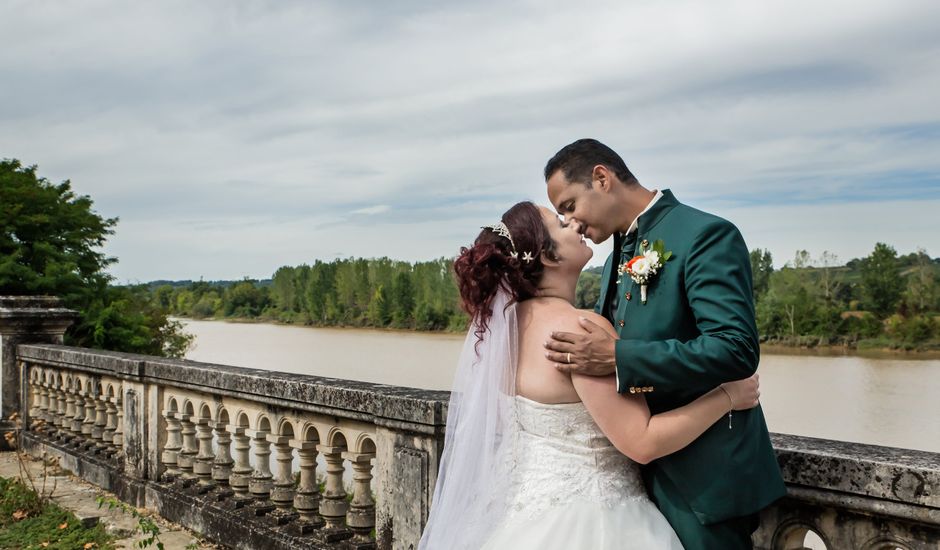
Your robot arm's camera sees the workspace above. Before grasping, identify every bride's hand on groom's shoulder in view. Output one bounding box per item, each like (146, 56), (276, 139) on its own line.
(720, 374), (761, 411)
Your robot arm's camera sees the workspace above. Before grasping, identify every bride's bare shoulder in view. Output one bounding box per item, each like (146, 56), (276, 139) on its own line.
(576, 309), (617, 336)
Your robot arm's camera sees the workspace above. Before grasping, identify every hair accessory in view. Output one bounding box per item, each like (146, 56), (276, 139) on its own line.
(482, 221), (532, 262)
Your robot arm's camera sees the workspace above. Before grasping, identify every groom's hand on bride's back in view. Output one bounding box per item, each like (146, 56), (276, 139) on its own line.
(546, 316), (617, 376)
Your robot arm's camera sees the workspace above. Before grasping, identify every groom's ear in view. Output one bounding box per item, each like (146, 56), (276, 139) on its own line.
(592, 165), (612, 193)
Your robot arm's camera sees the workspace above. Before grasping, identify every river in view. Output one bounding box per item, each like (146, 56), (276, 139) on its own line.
(179, 319), (940, 454)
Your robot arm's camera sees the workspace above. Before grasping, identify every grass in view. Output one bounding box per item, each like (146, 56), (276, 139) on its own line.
(0, 476), (114, 550)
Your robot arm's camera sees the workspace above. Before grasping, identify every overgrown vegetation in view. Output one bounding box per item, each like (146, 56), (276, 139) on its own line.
(0, 159), (192, 357)
(2, 414), (113, 550)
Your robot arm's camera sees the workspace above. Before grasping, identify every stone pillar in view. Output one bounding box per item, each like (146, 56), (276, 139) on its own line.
(344, 451), (377, 546)
(177, 413), (198, 485)
(91, 388), (108, 451)
(103, 397), (118, 453)
(80, 387), (97, 449)
(69, 383), (87, 443)
(292, 440), (323, 530)
(28, 372), (42, 430)
(210, 420), (234, 498)
(268, 433), (298, 523)
(160, 411), (182, 482)
(112, 392), (124, 454)
(248, 428), (274, 513)
(0, 296), (77, 450)
(50, 378), (65, 433)
(52, 378), (67, 435)
(65, 381), (83, 442)
(318, 444), (350, 534)
(228, 424), (252, 503)
(193, 417), (216, 491)
(37, 377), (51, 428)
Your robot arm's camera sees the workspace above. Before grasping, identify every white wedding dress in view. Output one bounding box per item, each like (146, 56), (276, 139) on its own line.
(417, 291), (682, 550)
(480, 395), (683, 549)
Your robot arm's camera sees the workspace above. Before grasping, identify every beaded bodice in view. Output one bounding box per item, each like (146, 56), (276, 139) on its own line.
(504, 395), (647, 521)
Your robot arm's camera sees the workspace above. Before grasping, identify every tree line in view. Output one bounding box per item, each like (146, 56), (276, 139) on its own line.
(748, 245), (939, 350)
(150, 244), (940, 351)
(152, 257), (469, 331)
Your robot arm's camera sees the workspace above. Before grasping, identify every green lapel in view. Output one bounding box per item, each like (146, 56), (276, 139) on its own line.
(595, 232), (622, 315)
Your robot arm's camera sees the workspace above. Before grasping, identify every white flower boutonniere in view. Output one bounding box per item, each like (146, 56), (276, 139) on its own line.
(617, 239), (674, 304)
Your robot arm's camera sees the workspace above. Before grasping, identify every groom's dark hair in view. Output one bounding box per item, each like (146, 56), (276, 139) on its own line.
(544, 138), (637, 187)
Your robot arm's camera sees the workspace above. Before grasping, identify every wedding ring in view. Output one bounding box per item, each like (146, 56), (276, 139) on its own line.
(566, 352), (571, 364)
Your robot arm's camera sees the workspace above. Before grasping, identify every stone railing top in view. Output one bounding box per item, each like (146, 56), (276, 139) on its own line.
(0, 295), (78, 318)
(772, 433), (939, 509)
(17, 344), (450, 428)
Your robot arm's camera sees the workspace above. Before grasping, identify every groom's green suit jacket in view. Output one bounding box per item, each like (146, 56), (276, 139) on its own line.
(596, 189), (786, 525)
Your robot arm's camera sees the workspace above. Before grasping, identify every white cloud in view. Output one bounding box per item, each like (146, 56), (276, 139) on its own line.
(1, 0), (938, 280)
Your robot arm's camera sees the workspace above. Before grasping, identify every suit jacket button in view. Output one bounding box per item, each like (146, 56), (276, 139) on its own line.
(625, 292), (632, 301)
(618, 320), (625, 327)
(641, 239), (649, 248)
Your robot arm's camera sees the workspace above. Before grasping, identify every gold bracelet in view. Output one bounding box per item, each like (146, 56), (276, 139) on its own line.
(719, 386), (734, 430)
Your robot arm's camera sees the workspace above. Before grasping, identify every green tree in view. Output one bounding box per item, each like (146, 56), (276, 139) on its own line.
(575, 271), (601, 309)
(903, 248), (938, 314)
(860, 243), (905, 318)
(391, 270), (415, 328)
(749, 248), (774, 301)
(0, 159), (191, 356)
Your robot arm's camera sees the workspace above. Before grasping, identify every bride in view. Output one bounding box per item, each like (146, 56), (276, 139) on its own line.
(418, 201), (760, 550)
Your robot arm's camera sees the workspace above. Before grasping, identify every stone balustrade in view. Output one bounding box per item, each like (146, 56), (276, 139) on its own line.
(14, 343), (447, 550)
(2, 296), (938, 550)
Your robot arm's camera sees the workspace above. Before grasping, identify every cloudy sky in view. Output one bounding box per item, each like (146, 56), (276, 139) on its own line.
(3, 0), (939, 282)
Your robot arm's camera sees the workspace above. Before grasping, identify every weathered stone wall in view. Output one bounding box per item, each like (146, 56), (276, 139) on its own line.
(16, 343), (448, 550)
(755, 434), (939, 549)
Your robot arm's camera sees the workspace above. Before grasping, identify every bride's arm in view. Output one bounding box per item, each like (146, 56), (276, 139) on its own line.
(570, 312), (759, 465)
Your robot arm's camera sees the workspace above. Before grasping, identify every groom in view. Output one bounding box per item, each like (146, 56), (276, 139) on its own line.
(543, 139), (785, 549)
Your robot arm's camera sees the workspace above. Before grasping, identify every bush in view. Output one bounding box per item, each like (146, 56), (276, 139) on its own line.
(0, 477), (114, 549)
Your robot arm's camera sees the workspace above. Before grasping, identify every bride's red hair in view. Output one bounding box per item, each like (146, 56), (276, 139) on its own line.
(453, 201), (559, 340)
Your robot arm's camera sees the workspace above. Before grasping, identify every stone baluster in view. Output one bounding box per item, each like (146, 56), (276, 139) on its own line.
(43, 378), (57, 426)
(211, 420), (234, 499)
(193, 417), (216, 492)
(161, 410), (182, 482)
(227, 424), (252, 504)
(53, 379), (67, 434)
(268, 433), (298, 523)
(80, 387), (96, 448)
(28, 374), (42, 430)
(102, 396), (118, 454)
(36, 378), (50, 431)
(292, 440), (323, 531)
(112, 392), (124, 455)
(91, 389), (108, 452)
(318, 445), (350, 534)
(68, 385), (86, 444)
(343, 451), (377, 546)
(248, 428), (275, 514)
(177, 413), (198, 485)
(63, 383), (78, 442)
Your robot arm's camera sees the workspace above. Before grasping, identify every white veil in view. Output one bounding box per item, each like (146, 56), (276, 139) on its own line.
(418, 288), (519, 550)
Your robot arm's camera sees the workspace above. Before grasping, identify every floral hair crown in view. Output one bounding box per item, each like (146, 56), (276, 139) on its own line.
(482, 221), (534, 263)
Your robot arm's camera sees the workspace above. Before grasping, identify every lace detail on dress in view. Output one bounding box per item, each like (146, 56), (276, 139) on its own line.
(503, 396), (647, 522)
